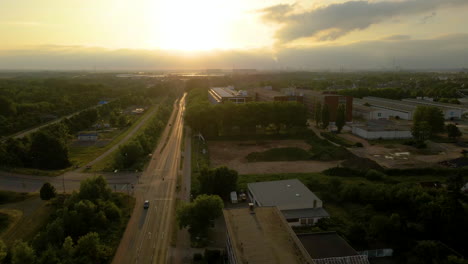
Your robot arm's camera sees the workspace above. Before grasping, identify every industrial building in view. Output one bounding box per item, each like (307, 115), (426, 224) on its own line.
(359, 97), (463, 120)
(355, 98), (415, 120)
(295, 89), (353, 123)
(208, 86), (252, 104)
(352, 104), (392, 120)
(223, 207), (369, 264)
(253, 86), (304, 103)
(351, 120), (412, 140)
(248, 179), (329, 226)
(224, 207), (314, 264)
(402, 98), (467, 119)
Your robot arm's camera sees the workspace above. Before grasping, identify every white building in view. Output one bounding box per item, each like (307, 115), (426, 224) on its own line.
(247, 179), (329, 226)
(351, 120), (412, 140)
(402, 98), (465, 120)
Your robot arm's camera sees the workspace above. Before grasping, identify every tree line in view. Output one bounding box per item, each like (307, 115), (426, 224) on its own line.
(113, 99), (173, 170)
(185, 88), (308, 137)
(0, 93), (158, 170)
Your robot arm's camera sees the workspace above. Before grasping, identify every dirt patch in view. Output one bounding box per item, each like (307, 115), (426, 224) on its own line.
(340, 133), (466, 169)
(208, 140), (341, 174)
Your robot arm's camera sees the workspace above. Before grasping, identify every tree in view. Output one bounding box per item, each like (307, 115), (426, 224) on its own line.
(446, 124), (462, 140)
(412, 121), (431, 142)
(29, 131), (70, 170)
(114, 140), (144, 169)
(12, 240), (36, 264)
(75, 232), (112, 264)
(413, 106), (445, 138)
(79, 175), (112, 202)
(177, 195), (223, 238)
(321, 104), (330, 129)
(0, 239), (7, 263)
(0, 95), (17, 116)
(314, 102), (322, 126)
(40, 182), (57, 200)
(335, 104), (346, 133)
(198, 167), (238, 200)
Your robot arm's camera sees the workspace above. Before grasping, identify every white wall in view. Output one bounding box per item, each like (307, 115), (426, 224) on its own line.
(352, 127), (412, 140)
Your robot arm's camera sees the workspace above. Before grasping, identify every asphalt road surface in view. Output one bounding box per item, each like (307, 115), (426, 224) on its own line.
(112, 93), (186, 264)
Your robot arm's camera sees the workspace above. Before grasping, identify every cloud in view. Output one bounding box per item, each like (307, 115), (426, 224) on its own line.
(0, 34), (467, 71)
(381, 35), (412, 41)
(261, 0), (468, 43)
(421, 12), (437, 24)
(0, 21), (42, 26)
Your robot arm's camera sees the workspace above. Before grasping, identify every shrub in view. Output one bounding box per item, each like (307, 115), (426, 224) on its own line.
(364, 169), (386, 181)
(40, 182), (57, 200)
(323, 167), (362, 177)
(355, 142), (364, 148)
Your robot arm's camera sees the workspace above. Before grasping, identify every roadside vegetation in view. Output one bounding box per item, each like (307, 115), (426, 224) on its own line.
(0, 175), (134, 264)
(0, 82), (178, 173)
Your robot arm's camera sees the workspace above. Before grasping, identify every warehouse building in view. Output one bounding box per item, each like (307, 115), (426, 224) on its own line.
(254, 86), (304, 103)
(248, 179), (329, 226)
(356, 98), (416, 120)
(224, 207), (314, 264)
(351, 120), (412, 140)
(352, 104), (392, 120)
(208, 86), (252, 104)
(362, 97), (463, 120)
(402, 98), (466, 119)
(223, 207), (369, 264)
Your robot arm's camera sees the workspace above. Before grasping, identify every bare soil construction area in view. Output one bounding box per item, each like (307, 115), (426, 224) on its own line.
(339, 133), (466, 169)
(208, 140), (341, 174)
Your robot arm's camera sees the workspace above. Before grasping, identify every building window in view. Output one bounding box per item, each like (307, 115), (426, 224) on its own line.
(307, 218), (315, 225)
(300, 218), (307, 225)
(287, 218), (299, 223)
(378, 113), (382, 117)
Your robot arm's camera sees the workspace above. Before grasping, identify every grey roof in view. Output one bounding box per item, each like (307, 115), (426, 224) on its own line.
(248, 179), (321, 210)
(402, 98), (468, 111)
(297, 232), (359, 259)
(356, 97), (415, 112)
(282, 208), (329, 219)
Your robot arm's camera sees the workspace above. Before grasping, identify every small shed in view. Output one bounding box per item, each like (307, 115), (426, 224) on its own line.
(230, 191), (238, 204)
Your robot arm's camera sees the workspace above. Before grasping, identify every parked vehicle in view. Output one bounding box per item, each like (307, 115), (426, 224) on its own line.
(144, 200), (150, 209)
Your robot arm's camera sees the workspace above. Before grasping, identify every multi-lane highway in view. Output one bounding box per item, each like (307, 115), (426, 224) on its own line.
(112, 93), (186, 264)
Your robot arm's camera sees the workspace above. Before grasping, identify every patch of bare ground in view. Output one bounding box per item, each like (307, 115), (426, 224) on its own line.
(338, 133), (467, 169)
(208, 140), (341, 174)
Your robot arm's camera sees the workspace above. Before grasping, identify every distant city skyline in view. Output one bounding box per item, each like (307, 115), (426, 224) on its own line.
(1, 0), (468, 69)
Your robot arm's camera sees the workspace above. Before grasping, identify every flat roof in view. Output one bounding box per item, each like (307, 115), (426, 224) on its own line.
(255, 88), (287, 97)
(210, 87), (250, 98)
(224, 207), (313, 264)
(364, 96), (462, 112)
(355, 98), (415, 113)
(297, 232), (358, 259)
(248, 179), (321, 210)
(352, 104), (380, 113)
(402, 98), (468, 111)
(282, 208), (329, 219)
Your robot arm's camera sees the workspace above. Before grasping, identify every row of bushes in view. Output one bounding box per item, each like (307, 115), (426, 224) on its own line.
(323, 166), (468, 178)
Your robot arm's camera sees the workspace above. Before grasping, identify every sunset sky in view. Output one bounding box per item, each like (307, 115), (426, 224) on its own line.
(1, 0), (468, 70)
